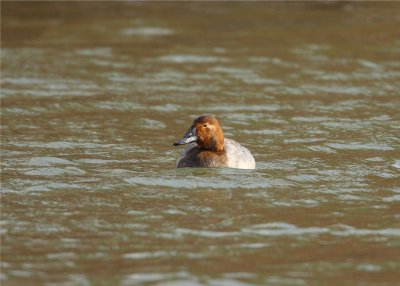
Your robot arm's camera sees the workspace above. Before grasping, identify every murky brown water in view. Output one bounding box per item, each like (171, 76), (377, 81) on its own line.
(1, 2), (400, 286)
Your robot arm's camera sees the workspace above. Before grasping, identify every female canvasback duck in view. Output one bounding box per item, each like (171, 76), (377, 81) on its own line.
(173, 114), (256, 169)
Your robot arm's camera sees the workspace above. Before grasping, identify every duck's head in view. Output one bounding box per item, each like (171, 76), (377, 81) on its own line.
(173, 114), (224, 152)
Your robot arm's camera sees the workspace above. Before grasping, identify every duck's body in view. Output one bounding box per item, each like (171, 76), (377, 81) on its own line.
(177, 138), (255, 169)
(173, 115), (256, 169)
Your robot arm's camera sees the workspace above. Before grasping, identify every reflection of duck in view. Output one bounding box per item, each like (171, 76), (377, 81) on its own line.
(173, 114), (256, 169)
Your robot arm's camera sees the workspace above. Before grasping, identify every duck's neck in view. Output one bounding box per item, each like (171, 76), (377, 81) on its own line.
(213, 127), (225, 152)
(211, 139), (224, 152)
(199, 136), (224, 152)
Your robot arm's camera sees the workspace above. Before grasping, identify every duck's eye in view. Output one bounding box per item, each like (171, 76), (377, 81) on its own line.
(203, 124), (208, 128)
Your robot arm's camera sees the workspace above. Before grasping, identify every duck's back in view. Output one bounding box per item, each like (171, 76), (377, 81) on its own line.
(224, 138), (256, 169)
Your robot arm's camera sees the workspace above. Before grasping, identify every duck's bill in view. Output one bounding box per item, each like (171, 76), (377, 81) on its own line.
(173, 126), (198, 146)
(173, 135), (198, 146)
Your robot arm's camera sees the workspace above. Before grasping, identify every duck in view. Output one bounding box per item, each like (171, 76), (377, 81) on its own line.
(173, 114), (256, 169)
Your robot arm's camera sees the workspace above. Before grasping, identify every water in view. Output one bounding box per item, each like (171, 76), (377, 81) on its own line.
(1, 2), (400, 286)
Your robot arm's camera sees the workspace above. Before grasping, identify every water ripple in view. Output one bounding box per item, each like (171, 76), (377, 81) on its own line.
(242, 223), (400, 237)
(124, 175), (289, 189)
(158, 55), (229, 63)
(121, 27), (175, 36)
(326, 143), (395, 151)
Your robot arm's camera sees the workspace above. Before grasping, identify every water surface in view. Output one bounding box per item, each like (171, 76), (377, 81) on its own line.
(1, 2), (400, 286)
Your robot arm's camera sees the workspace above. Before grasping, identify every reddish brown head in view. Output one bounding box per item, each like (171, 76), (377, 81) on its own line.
(173, 114), (225, 152)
